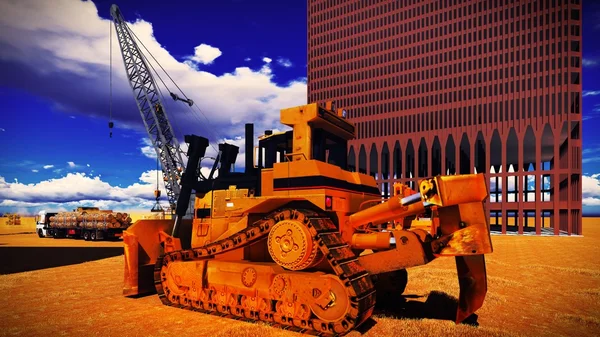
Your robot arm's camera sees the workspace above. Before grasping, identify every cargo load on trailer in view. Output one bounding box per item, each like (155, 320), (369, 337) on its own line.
(45, 207), (131, 241)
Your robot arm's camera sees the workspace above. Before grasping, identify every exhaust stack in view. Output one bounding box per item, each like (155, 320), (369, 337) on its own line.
(245, 123), (254, 174)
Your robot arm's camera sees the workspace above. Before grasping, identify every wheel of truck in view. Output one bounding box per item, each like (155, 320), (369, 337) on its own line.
(38, 229), (44, 238)
(83, 231), (90, 241)
(90, 231), (97, 241)
(373, 269), (409, 310)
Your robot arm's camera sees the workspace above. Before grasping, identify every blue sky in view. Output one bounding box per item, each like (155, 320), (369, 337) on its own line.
(0, 0), (599, 215)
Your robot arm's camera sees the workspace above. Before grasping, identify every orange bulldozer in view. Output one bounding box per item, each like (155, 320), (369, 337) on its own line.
(122, 102), (493, 336)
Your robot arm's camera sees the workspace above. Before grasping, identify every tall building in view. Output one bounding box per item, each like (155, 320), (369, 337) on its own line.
(307, 0), (583, 235)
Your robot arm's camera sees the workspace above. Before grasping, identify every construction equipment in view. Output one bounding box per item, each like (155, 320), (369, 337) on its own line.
(122, 101), (493, 335)
(110, 4), (188, 212)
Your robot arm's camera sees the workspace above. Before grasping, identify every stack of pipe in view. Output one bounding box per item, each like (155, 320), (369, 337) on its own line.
(6, 214), (21, 225)
(49, 212), (78, 228)
(49, 209), (132, 229)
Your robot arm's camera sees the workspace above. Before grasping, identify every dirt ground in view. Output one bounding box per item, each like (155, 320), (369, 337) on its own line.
(0, 233), (123, 247)
(1, 219), (599, 337)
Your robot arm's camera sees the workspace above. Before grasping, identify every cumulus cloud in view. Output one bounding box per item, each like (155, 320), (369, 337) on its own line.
(185, 43), (222, 65)
(277, 58), (292, 67)
(67, 161), (76, 168)
(262, 57), (272, 63)
(0, 170), (173, 215)
(140, 138), (157, 159)
(43, 165), (54, 169)
(0, 170), (166, 205)
(582, 175), (600, 205)
(0, 0), (306, 149)
(244, 57), (251, 61)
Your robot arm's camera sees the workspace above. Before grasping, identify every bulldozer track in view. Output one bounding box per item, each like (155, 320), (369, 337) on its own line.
(154, 208), (376, 336)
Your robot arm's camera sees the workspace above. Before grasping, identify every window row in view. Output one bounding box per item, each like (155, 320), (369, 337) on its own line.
(311, 55), (581, 97)
(343, 93), (581, 140)
(311, 8), (578, 55)
(311, 24), (580, 72)
(310, 70), (581, 115)
(310, 0), (578, 40)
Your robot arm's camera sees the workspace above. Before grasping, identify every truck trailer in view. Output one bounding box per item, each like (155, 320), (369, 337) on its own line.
(40, 207), (131, 241)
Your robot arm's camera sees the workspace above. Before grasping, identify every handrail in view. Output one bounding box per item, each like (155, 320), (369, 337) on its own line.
(283, 152), (308, 161)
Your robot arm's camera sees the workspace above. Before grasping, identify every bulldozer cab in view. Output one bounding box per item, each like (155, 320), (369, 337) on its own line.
(256, 101), (353, 170)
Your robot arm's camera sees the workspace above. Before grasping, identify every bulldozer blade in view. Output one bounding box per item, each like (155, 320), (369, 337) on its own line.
(122, 219), (174, 297)
(455, 254), (488, 324)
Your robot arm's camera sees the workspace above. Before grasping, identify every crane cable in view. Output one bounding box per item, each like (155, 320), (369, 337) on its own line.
(130, 30), (221, 156)
(126, 25), (221, 155)
(109, 21), (114, 138)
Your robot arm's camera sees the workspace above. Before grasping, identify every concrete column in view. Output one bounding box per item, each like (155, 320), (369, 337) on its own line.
(501, 131), (507, 235)
(517, 130), (524, 234)
(553, 125), (560, 236)
(535, 127), (542, 235)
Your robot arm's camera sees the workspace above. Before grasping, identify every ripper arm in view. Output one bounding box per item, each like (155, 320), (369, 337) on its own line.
(346, 173), (493, 323)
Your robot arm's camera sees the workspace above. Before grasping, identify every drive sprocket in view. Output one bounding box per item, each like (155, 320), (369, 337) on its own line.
(267, 218), (323, 270)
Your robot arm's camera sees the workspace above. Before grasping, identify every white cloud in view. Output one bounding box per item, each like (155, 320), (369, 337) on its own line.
(583, 197), (600, 206)
(67, 161), (76, 168)
(0, 170), (172, 215)
(140, 138), (157, 159)
(277, 58), (292, 67)
(0, 170), (166, 204)
(185, 43), (222, 65)
(583, 59), (597, 67)
(31, 169), (38, 173)
(43, 165), (54, 169)
(583, 175), (600, 199)
(583, 91), (600, 97)
(86, 163), (90, 167)
(244, 57), (251, 61)
(0, 128), (5, 132)
(583, 157), (600, 164)
(69, 115), (76, 119)
(0, 0), (307, 145)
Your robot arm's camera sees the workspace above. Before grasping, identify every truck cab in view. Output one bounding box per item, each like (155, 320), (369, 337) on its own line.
(36, 210), (57, 238)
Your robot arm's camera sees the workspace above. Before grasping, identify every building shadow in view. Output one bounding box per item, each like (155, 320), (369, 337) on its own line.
(0, 247), (123, 274)
(355, 291), (479, 334)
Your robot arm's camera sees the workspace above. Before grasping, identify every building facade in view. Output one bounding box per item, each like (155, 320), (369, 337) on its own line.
(307, 0), (583, 235)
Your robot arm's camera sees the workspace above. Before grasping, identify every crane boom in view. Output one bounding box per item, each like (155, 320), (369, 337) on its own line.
(110, 4), (185, 210)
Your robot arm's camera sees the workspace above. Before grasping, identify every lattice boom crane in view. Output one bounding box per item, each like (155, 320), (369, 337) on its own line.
(110, 4), (185, 210)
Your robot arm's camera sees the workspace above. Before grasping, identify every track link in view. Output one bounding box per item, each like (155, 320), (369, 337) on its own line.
(154, 209), (376, 336)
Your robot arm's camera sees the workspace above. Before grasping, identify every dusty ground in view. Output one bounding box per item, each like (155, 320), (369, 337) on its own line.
(0, 233), (123, 247)
(1, 219), (599, 337)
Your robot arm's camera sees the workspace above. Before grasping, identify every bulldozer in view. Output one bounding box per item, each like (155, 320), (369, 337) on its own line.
(122, 102), (493, 336)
